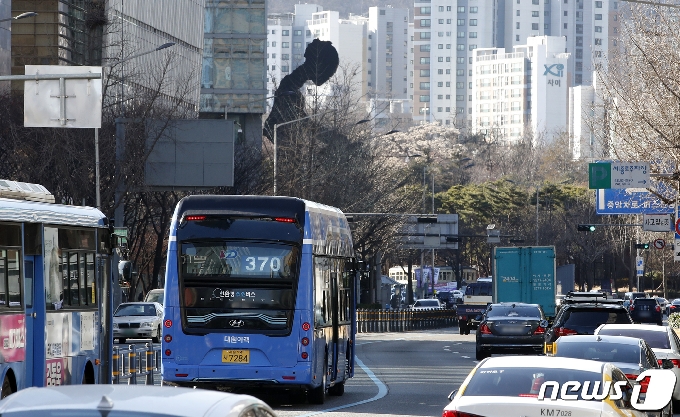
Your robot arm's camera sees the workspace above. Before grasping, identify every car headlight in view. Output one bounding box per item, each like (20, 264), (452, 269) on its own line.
(141, 322), (153, 328)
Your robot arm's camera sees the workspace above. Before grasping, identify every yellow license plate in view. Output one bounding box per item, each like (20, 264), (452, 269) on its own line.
(222, 349), (250, 364)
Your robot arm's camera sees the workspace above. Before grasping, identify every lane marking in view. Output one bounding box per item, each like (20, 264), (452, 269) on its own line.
(461, 356), (470, 359)
(294, 357), (388, 417)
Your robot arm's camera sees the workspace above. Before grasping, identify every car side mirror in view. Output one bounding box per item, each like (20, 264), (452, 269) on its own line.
(662, 359), (675, 369)
(447, 390), (458, 401)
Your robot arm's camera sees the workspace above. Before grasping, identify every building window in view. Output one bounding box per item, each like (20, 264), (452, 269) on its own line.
(446, 57), (451, 62)
(294, 30), (302, 36)
(420, 7), (431, 13)
(457, 57), (465, 64)
(439, 6), (444, 11)
(306, 30), (311, 37)
(420, 44), (431, 52)
(271, 30), (276, 35)
(420, 82), (430, 90)
(595, 26), (602, 32)
(532, 11), (539, 17)
(457, 44), (465, 50)
(294, 42), (301, 48)
(469, 32), (477, 38)
(516, 35), (520, 41)
(470, 19), (477, 26)
(575, 74), (582, 84)
(533, 0), (539, 3)
(532, 23), (538, 30)
(438, 69), (444, 74)
(419, 95), (430, 102)
(282, 66), (289, 72)
(420, 70), (430, 76)
(447, 44), (451, 49)
(437, 95), (443, 99)
(469, 44), (477, 51)
(420, 57), (430, 64)
(458, 31), (465, 38)
(438, 44), (444, 49)
(517, 10), (520, 16)
(271, 65), (275, 70)
(470, 7), (478, 13)
(457, 19), (465, 26)
(447, 6), (452, 11)
(272, 41), (276, 47)
(282, 54), (289, 59)
(420, 32), (431, 39)
(438, 19), (444, 24)
(438, 82), (443, 87)
(438, 57), (444, 62)
(563, 23), (567, 29)
(564, 11), (568, 16)
(446, 95), (450, 99)
(594, 38), (602, 45)
(595, 14), (602, 20)
(456, 95), (464, 101)
(447, 19), (452, 24)
(516, 22), (520, 29)
(437, 107), (443, 112)
(421, 19), (431, 27)
(458, 6), (465, 12)
(456, 69), (464, 76)
(595, 1), (602, 7)
(282, 30), (290, 36)
(282, 42), (289, 48)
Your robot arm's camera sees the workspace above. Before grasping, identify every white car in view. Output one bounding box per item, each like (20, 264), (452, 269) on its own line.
(443, 356), (649, 417)
(113, 302), (164, 343)
(452, 290), (464, 301)
(595, 323), (680, 409)
(410, 299), (442, 309)
(0, 385), (277, 417)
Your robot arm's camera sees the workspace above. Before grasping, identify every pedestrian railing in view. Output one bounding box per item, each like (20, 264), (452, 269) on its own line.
(113, 343), (162, 385)
(356, 308), (457, 333)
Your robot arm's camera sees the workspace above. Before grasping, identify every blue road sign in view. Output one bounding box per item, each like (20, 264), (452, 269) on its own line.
(596, 186), (675, 215)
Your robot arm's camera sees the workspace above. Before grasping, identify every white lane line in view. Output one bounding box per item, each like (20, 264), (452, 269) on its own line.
(294, 357), (388, 417)
(452, 352), (459, 354)
(461, 355), (470, 359)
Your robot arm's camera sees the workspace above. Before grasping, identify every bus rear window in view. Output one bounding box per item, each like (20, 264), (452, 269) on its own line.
(181, 242), (299, 280)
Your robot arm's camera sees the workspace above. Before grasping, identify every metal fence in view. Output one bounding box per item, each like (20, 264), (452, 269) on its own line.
(357, 308), (457, 333)
(113, 343), (162, 385)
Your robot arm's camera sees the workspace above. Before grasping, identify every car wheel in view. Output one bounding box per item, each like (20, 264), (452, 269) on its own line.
(152, 326), (161, 343)
(475, 345), (488, 361)
(309, 357), (327, 404)
(1, 376), (12, 399)
(328, 381), (345, 396)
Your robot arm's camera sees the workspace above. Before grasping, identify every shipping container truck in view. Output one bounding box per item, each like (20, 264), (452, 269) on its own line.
(457, 246), (557, 335)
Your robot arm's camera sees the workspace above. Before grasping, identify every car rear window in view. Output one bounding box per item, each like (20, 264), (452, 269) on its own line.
(416, 300), (439, 307)
(563, 309), (630, 327)
(463, 367), (602, 398)
(487, 305), (541, 318)
(633, 299), (657, 306)
(554, 342), (640, 363)
(597, 328), (671, 350)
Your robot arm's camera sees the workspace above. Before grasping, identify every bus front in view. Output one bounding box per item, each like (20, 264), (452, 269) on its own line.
(162, 196), (311, 391)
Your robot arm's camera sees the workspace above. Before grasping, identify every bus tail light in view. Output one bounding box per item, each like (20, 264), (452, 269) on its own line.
(175, 373), (188, 377)
(165, 349), (172, 356)
(164, 319), (173, 328)
(302, 322), (310, 331)
(301, 337), (309, 346)
(301, 352), (308, 359)
(164, 334), (172, 343)
(282, 375), (296, 380)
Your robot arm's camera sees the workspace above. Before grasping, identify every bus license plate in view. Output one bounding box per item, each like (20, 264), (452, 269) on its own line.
(222, 349), (250, 364)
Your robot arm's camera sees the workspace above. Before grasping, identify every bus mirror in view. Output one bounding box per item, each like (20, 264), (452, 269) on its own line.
(118, 260), (132, 281)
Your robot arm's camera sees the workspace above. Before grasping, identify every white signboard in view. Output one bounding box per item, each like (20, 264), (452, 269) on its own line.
(636, 256), (644, 277)
(675, 239), (680, 262)
(611, 162), (650, 189)
(643, 214), (672, 232)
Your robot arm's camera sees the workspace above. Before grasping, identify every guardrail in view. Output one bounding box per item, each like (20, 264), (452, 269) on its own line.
(357, 308), (457, 333)
(113, 343), (162, 385)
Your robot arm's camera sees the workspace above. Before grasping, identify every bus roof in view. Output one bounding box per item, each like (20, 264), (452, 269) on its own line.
(0, 197), (107, 227)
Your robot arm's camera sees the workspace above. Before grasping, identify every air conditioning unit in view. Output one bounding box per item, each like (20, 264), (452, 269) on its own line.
(0, 179), (55, 203)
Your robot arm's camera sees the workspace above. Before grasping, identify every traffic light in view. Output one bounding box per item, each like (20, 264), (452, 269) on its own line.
(635, 243), (650, 249)
(577, 224), (596, 232)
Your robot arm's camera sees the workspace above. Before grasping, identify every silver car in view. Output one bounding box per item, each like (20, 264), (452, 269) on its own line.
(113, 302), (163, 343)
(0, 385), (277, 417)
(596, 323), (680, 409)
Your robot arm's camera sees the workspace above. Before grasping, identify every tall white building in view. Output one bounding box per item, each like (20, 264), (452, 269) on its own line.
(570, 72), (607, 160)
(471, 36), (570, 145)
(368, 7), (410, 100)
(266, 15), (294, 109)
(411, 0), (495, 127)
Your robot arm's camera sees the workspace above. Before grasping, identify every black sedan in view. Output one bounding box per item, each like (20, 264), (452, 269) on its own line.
(629, 297), (663, 325)
(475, 302), (547, 360)
(668, 298), (680, 316)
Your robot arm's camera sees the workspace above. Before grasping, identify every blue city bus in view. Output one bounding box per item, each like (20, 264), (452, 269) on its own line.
(0, 180), (113, 397)
(162, 196), (356, 403)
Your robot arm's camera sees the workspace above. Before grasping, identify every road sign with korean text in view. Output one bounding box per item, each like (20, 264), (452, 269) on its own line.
(589, 162), (650, 189)
(643, 214), (672, 232)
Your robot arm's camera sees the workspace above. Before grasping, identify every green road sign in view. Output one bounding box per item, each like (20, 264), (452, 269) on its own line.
(589, 162), (611, 189)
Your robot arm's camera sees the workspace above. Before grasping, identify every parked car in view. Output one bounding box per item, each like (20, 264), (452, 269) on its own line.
(443, 356), (648, 417)
(113, 302), (164, 343)
(452, 290), (464, 302)
(435, 291), (457, 309)
(596, 323), (680, 409)
(475, 302), (547, 360)
(628, 297), (663, 325)
(668, 298), (680, 316)
(0, 385), (277, 417)
(410, 299), (442, 310)
(144, 288), (164, 305)
(623, 291), (647, 309)
(543, 299), (633, 343)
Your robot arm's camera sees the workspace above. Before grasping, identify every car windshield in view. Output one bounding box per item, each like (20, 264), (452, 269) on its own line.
(564, 310), (630, 327)
(487, 305), (541, 318)
(597, 328), (671, 350)
(115, 304), (156, 317)
(415, 300), (439, 307)
(146, 292), (163, 304)
(554, 342), (640, 363)
(463, 367), (602, 398)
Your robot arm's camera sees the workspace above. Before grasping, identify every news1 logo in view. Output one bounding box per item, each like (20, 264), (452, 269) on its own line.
(538, 369), (676, 411)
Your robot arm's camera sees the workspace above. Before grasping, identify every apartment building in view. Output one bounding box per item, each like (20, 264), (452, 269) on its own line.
(411, 0), (495, 127)
(471, 36), (570, 145)
(266, 15), (293, 109)
(368, 7), (409, 100)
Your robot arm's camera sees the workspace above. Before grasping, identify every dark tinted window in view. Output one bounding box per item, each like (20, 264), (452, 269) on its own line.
(554, 342), (640, 363)
(597, 328), (671, 350)
(564, 309), (630, 327)
(633, 299), (657, 306)
(465, 282), (492, 296)
(487, 305), (541, 318)
(463, 367), (601, 398)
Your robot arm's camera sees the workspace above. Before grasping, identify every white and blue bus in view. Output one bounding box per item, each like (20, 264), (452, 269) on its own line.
(0, 179), (113, 396)
(162, 196), (356, 403)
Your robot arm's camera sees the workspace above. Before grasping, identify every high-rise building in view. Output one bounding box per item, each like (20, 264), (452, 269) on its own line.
(368, 7), (409, 100)
(201, 0), (266, 145)
(411, 0), (495, 127)
(266, 15), (293, 109)
(471, 36), (570, 145)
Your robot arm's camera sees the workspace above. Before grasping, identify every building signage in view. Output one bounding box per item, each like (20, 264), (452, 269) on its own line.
(643, 214), (672, 232)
